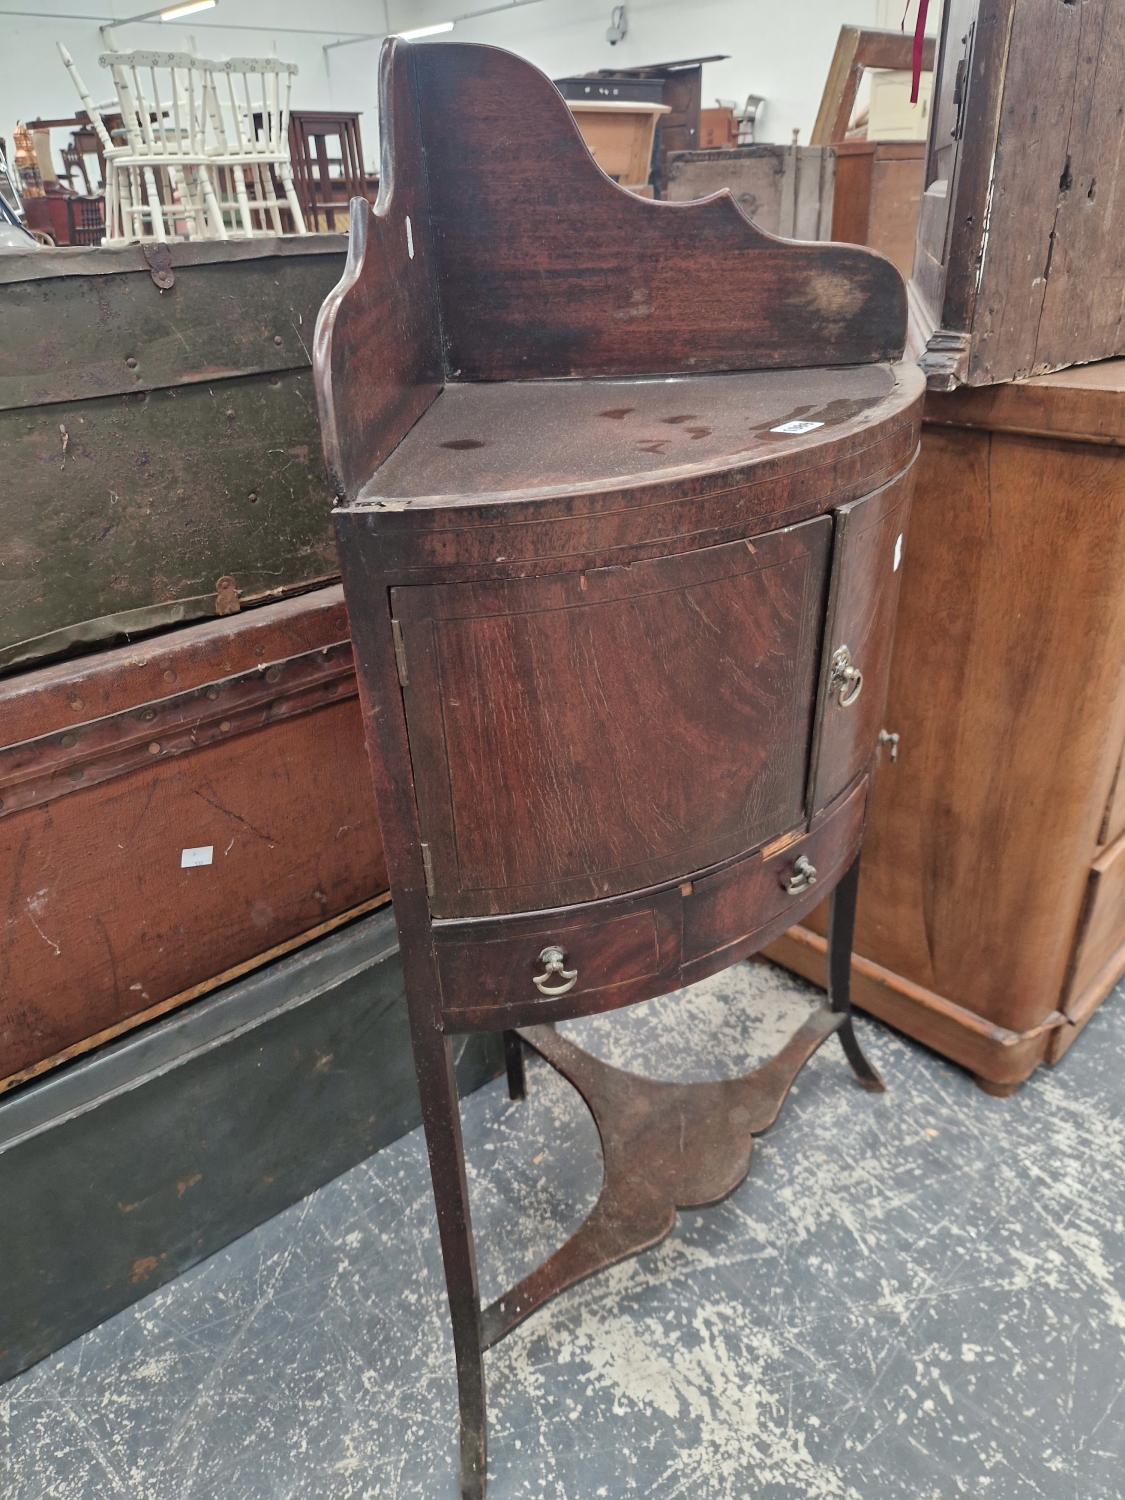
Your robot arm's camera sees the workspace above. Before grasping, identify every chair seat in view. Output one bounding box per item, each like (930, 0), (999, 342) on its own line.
(362, 363), (902, 505)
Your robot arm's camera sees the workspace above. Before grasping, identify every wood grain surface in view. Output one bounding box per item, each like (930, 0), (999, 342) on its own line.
(313, 42), (443, 502)
(0, 590), (387, 1083)
(413, 43), (905, 383)
(315, 39), (910, 509)
(394, 519), (830, 917)
(855, 420), (1125, 1033)
(914, 0), (1125, 386)
(768, 380), (1125, 1087)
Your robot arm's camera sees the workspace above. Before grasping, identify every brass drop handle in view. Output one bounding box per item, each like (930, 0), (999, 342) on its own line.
(532, 945), (578, 996)
(785, 856), (817, 896)
(829, 645), (863, 708)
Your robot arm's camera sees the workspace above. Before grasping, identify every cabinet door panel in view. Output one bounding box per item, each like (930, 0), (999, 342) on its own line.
(809, 469), (913, 813)
(393, 517), (831, 917)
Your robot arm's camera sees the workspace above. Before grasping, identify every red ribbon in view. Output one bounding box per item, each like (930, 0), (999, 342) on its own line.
(910, 0), (930, 104)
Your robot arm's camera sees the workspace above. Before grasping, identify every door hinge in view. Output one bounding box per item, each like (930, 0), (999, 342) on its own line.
(421, 841), (435, 898)
(391, 618), (408, 687)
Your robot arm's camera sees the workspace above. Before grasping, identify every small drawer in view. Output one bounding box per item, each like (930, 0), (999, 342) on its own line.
(1064, 823), (1125, 1008)
(435, 897), (676, 1029)
(683, 776), (867, 976)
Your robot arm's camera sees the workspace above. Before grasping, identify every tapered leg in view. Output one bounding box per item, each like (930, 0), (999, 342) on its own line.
(503, 1030), (527, 1100)
(410, 1025), (488, 1498)
(826, 852), (886, 1092)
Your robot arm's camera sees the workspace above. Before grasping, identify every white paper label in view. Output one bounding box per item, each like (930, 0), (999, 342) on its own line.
(894, 533), (904, 571)
(181, 845), (214, 868)
(770, 419), (824, 434)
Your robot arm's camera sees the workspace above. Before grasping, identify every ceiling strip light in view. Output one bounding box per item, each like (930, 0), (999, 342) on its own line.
(397, 22), (455, 40)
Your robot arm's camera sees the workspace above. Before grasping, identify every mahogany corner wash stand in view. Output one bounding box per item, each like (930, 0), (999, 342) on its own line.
(315, 39), (924, 1498)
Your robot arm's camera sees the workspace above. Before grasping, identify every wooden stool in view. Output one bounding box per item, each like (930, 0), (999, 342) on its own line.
(315, 39), (924, 1499)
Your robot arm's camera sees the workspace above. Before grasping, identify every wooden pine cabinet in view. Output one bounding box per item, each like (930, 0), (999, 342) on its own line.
(766, 364), (1125, 1092)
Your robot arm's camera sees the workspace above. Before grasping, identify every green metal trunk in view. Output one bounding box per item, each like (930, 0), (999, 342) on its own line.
(0, 236), (348, 671)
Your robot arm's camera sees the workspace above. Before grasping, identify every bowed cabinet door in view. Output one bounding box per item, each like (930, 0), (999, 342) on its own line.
(391, 517), (833, 918)
(808, 467), (914, 813)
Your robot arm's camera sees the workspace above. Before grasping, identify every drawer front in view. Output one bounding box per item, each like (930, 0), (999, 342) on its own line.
(808, 467), (914, 813)
(683, 775), (867, 980)
(1065, 823), (1125, 1007)
(1099, 741), (1125, 847)
(435, 892), (680, 1030)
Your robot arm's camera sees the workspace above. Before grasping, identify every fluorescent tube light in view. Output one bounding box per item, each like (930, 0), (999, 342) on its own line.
(160, 0), (216, 16)
(397, 22), (455, 40)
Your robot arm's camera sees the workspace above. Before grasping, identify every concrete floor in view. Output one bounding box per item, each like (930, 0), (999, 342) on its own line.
(3, 959), (1125, 1500)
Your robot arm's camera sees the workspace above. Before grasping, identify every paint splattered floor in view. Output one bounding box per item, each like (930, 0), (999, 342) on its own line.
(4, 960), (1125, 1499)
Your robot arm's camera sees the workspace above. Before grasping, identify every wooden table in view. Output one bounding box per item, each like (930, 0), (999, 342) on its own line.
(766, 362), (1125, 1093)
(315, 38), (923, 1498)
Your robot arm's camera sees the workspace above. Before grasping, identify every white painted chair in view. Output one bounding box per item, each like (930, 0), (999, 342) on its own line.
(57, 44), (307, 242)
(203, 57), (307, 238)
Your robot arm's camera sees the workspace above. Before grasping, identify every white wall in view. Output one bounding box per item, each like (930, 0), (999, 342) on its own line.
(2, 0), (936, 176)
(385, 0), (935, 149)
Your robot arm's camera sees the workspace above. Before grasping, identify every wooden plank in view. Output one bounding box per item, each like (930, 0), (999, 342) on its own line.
(968, 0), (1085, 381)
(831, 142), (876, 245)
(665, 146), (834, 241)
(0, 700), (388, 1081)
(864, 144), (926, 280)
(1029, 0), (1125, 373)
(933, 0), (1017, 350)
(0, 232), (345, 287)
(0, 893), (390, 1096)
(0, 590), (389, 1083)
(924, 359), (1125, 444)
(1100, 741), (1125, 846)
(408, 42), (906, 385)
(0, 585), (351, 744)
(313, 41), (444, 503)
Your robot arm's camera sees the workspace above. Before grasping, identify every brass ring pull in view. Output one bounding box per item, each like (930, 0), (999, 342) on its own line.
(829, 645), (863, 708)
(533, 945), (578, 996)
(784, 856), (817, 896)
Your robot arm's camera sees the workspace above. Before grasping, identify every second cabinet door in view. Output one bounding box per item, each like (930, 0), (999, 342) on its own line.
(808, 468), (913, 813)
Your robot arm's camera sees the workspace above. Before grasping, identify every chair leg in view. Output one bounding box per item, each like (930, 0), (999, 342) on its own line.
(503, 1030), (526, 1100)
(411, 1024), (488, 1499)
(826, 852), (886, 1093)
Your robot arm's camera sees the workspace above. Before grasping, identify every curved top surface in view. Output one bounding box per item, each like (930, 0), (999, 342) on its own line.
(314, 39), (911, 503)
(360, 362), (919, 507)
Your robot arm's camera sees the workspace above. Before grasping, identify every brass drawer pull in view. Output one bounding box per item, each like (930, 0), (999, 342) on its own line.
(829, 645), (863, 708)
(785, 856), (817, 895)
(533, 945), (578, 996)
